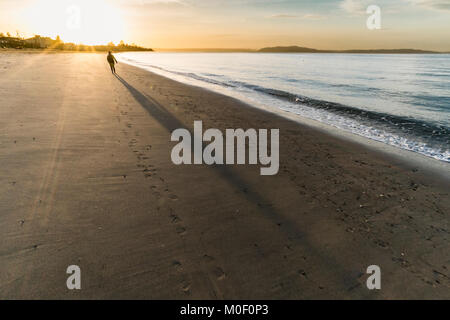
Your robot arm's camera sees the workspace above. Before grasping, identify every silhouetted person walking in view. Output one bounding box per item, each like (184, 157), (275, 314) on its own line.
(107, 51), (118, 74)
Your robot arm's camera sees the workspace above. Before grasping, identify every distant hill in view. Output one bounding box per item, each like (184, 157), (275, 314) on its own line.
(340, 49), (438, 54)
(258, 46), (440, 54)
(259, 46), (320, 53)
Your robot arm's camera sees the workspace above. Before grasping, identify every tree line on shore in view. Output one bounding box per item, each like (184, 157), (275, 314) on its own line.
(0, 33), (153, 52)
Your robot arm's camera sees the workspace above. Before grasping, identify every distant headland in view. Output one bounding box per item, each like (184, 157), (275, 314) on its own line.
(148, 46), (447, 53)
(257, 46), (442, 54)
(154, 46), (446, 54)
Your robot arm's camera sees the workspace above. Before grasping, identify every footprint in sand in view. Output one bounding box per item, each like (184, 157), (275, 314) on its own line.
(152, 190), (161, 198)
(297, 269), (308, 278)
(143, 168), (154, 178)
(213, 267), (226, 280)
(176, 226), (187, 236)
(172, 260), (182, 270)
(169, 213), (181, 223)
(203, 254), (215, 262)
(181, 282), (191, 295)
(202, 255), (226, 280)
(374, 239), (389, 249)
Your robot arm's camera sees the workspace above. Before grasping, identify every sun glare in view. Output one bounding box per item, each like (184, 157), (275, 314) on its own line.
(24, 0), (125, 45)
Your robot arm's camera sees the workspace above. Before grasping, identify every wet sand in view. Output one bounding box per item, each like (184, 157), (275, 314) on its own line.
(0, 52), (449, 299)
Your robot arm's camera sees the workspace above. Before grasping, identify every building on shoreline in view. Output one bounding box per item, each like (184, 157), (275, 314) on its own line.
(0, 35), (57, 49)
(0, 36), (24, 48)
(24, 35), (58, 49)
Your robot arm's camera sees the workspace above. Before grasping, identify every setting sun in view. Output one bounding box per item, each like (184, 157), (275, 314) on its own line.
(23, 0), (125, 45)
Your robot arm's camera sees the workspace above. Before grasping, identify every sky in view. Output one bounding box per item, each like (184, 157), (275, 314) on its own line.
(0, 0), (449, 50)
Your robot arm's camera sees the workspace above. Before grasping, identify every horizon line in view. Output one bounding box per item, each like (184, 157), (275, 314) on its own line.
(152, 47), (449, 53)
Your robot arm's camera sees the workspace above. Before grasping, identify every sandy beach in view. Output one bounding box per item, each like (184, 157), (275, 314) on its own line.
(0, 52), (449, 299)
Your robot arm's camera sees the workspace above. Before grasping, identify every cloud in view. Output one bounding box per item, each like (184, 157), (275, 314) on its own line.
(403, 0), (450, 11)
(117, 0), (188, 6)
(302, 14), (326, 20)
(340, 0), (450, 15)
(140, 0), (185, 3)
(339, 0), (369, 15)
(271, 14), (298, 18)
(270, 13), (326, 20)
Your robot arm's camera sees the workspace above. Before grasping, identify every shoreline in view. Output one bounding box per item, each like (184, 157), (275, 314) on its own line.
(117, 55), (450, 183)
(0, 52), (448, 299)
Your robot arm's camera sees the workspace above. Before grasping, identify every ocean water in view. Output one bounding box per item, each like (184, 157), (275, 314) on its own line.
(117, 52), (450, 162)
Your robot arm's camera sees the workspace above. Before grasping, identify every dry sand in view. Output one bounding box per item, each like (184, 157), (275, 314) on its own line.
(0, 52), (449, 299)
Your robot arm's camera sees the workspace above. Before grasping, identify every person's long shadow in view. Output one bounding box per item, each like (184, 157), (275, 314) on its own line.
(115, 73), (184, 132)
(114, 73), (368, 295)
